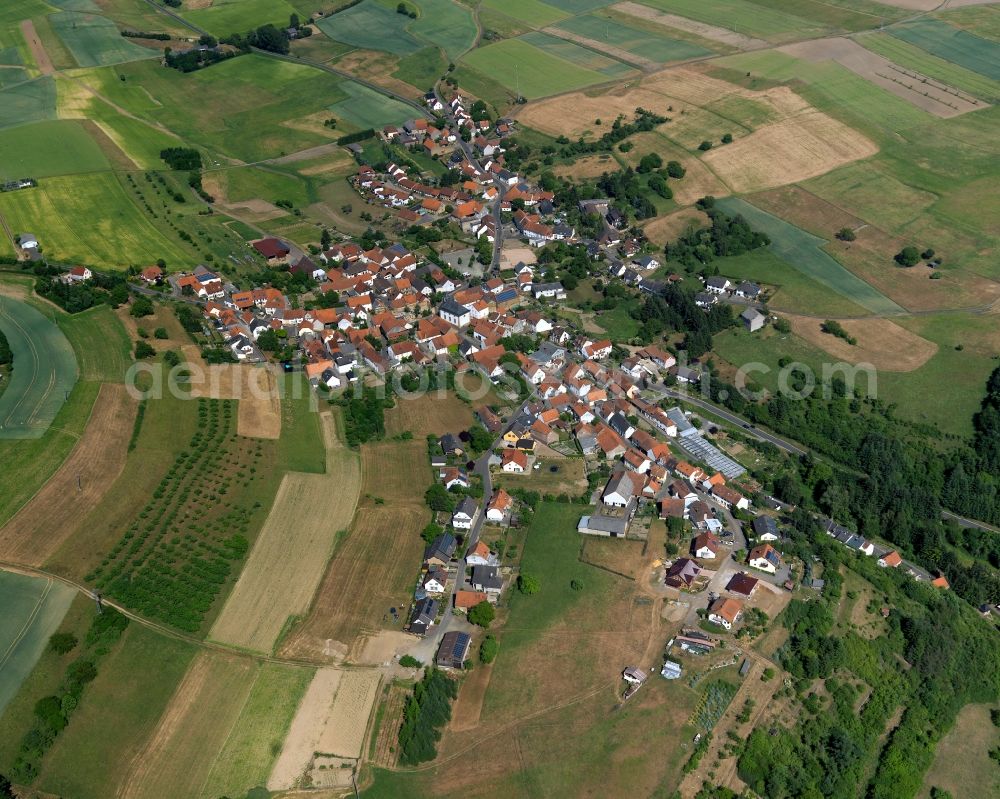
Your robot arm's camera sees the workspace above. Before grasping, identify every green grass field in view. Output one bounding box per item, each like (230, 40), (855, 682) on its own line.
(37, 623), (196, 799)
(0, 294), (79, 439)
(745, 0), (902, 32)
(0, 67), (29, 88)
(714, 197), (904, 315)
(0, 172), (193, 268)
(0, 76), (57, 130)
(0, 120), (110, 180)
(79, 0), (193, 37)
(481, 0), (569, 27)
(318, 0), (423, 55)
(200, 662), (314, 798)
(462, 38), (610, 99)
(520, 31), (636, 77)
(217, 165), (315, 209)
(330, 80), (417, 129)
(857, 31), (1000, 103)
(635, 0), (824, 42)
(890, 19), (1000, 82)
(0, 595), (94, 772)
(0, 571), (76, 716)
(393, 45), (447, 91)
(182, 0), (300, 37)
(81, 95), (181, 169)
(0, 378), (98, 528)
(49, 11), (156, 68)
(545, 0), (615, 11)
(411, 0), (478, 59)
(88, 57), (347, 162)
(54, 305), (132, 383)
(711, 248), (870, 317)
(553, 12), (713, 63)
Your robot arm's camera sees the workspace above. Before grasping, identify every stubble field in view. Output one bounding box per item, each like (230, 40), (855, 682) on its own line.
(209, 412), (361, 654)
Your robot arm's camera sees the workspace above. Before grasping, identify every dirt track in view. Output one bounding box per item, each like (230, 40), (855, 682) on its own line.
(20, 19), (53, 75)
(0, 383), (136, 567)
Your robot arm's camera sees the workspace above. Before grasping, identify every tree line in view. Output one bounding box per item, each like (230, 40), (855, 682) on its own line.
(397, 668), (458, 765)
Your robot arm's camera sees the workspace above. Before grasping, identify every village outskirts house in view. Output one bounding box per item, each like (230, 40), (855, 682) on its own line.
(436, 630), (472, 669)
(452, 497), (480, 530)
(748, 543), (781, 574)
(708, 597), (744, 630)
(471, 564), (503, 601)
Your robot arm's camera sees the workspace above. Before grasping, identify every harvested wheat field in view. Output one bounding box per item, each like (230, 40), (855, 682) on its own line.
(786, 315), (938, 371)
(385, 392), (475, 438)
(613, 2), (768, 50)
(780, 37), (984, 118)
(268, 668), (380, 789)
(703, 111), (878, 193)
(278, 440), (429, 661)
(209, 412), (361, 654)
(643, 207), (707, 245)
(317, 669), (381, 758)
(236, 369), (281, 439)
(0, 383), (136, 567)
(268, 668), (343, 791)
(118, 651), (256, 799)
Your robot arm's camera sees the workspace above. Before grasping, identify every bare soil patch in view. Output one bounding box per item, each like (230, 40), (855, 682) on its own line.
(787, 314), (938, 371)
(20, 20), (53, 75)
(332, 49), (418, 101)
(614, 2), (769, 50)
(499, 245), (537, 270)
(779, 37), (985, 118)
(643, 207), (707, 245)
(354, 630), (413, 666)
(209, 413), (361, 654)
(0, 384), (136, 567)
(702, 110), (878, 193)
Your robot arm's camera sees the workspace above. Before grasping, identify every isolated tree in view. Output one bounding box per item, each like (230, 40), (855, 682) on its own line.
(836, 227), (856, 242)
(895, 246), (921, 267)
(154, 327), (168, 339)
(467, 424), (493, 453)
(130, 295), (154, 317)
(424, 483), (455, 512)
(921, 248), (935, 260)
(637, 153), (662, 173)
(135, 340), (155, 359)
(256, 329), (280, 352)
(479, 634), (499, 663)
(49, 632), (78, 654)
(721, 133), (733, 144)
(666, 160), (686, 178)
(467, 601), (495, 628)
(698, 140), (713, 151)
(289, 12), (300, 28)
(517, 574), (540, 595)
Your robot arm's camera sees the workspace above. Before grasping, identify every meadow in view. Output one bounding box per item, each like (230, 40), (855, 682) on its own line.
(480, 0), (569, 27)
(715, 197), (904, 315)
(461, 38), (611, 99)
(0, 379), (98, 528)
(0, 76), (56, 130)
(410, 0), (478, 59)
(0, 172), (192, 268)
(857, 31), (1000, 103)
(634, 0), (825, 42)
(36, 623), (196, 799)
(920, 702), (1000, 799)
(318, 0), (423, 55)
(0, 571), (76, 715)
(890, 19), (1000, 82)
(0, 120), (110, 179)
(520, 31), (636, 77)
(182, 0), (300, 37)
(49, 11), (154, 67)
(553, 12), (713, 63)
(0, 294), (79, 439)
(54, 303), (132, 382)
(330, 80), (416, 130)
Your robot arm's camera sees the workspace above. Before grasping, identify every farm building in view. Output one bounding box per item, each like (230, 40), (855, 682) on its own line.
(436, 631), (472, 669)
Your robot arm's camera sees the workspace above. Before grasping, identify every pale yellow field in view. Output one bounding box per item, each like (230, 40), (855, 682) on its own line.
(208, 412), (361, 653)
